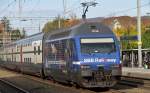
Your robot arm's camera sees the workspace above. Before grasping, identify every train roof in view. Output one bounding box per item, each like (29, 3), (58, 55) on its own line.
(15, 32), (43, 44)
(45, 22), (115, 40)
(1, 22), (115, 47)
(3, 32), (44, 47)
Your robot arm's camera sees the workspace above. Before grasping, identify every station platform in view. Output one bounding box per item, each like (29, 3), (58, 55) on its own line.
(122, 67), (150, 79)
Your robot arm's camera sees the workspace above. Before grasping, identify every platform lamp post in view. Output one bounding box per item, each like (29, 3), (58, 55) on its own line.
(137, 0), (142, 68)
(81, 1), (98, 20)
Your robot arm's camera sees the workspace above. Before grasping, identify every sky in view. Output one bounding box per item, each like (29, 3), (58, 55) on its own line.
(0, 0), (150, 35)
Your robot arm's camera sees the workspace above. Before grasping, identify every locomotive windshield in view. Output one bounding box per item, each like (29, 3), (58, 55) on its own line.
(80, 38), (116, 54)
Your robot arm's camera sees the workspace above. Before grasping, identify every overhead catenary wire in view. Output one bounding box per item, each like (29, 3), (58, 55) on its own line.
(2, 1), (150, 30)
(0, 0), (82, 20)
(29, 0), (41, 15)
(66, 1), (149, 18)
(1, 1), (149, 20)
(0, 0), (17, 16)
(56, 0), (82, 18)
(67, 0), (81, 11)
(65, 6), (82, 15)
(106, 3), (150, 17)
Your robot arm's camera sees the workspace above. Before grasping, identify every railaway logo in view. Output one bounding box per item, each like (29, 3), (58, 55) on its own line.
(83, 58), (116, 63)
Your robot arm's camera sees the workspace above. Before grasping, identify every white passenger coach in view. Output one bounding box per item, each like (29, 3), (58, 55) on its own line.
(0, 32), (43, 74)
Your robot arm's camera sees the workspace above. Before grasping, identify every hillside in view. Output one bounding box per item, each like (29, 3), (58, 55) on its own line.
(87, 16), (150, 28)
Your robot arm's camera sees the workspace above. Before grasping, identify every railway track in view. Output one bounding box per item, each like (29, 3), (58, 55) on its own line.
(0, 78), (29, 93)
(25, 73), (150, 93)
(0, 67), (121, 93)
(0, 68), (92, 93)
(120, 76), (150, 87)
(0, 67), (150, 93)
(0, 69), (126, 93)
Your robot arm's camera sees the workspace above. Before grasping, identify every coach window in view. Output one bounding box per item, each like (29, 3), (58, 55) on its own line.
(17, 46), (18, 51)
(27, 58), (29, 63)
(28, 58), (30, 63)
(38, 46), (40, 55)
(30, 58), (31, 63)
(28, 58), (29, 63)
(29, 58), (31, 63)
(34, 46), (36, 55)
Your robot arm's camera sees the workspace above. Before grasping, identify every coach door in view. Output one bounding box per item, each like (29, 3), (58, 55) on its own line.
(65, 39), (74, 80)
(34, 46), (37, 64)
(33, 40), (41, 64)
(20, 45), (23, 63)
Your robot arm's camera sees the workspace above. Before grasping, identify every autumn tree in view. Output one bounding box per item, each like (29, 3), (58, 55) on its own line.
(118, 24), (150, 49)
(116, 25), (138, 49)
(42, 18), (65, 33)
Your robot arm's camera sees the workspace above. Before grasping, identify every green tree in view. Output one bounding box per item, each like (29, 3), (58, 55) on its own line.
(11, 28), (27, 41)
(11, 29), (21, 41)
(142, 29), (150, 48)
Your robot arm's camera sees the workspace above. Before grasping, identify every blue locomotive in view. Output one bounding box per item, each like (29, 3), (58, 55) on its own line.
(42, 22), (121, 88)
(0, 22), (121, 88)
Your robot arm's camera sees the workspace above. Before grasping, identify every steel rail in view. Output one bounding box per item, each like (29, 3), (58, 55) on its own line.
(0, 78), (30, 93)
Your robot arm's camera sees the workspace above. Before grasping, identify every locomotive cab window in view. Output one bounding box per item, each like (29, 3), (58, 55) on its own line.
(80, 38), (116, 54)
(47, 39), (75, 61)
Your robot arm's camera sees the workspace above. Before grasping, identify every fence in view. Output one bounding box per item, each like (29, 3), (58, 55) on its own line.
(122, 49), (150, 68)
